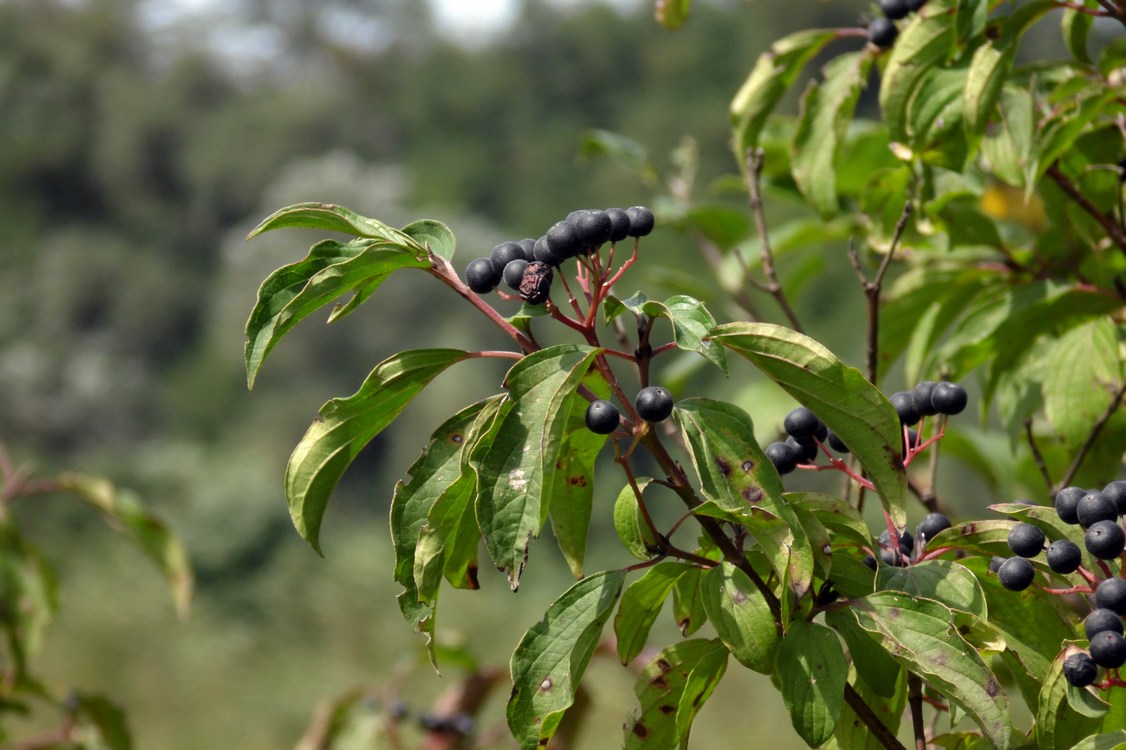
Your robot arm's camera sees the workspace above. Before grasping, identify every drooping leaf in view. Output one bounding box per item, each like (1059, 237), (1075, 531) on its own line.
(614, 478), (660, 562)
(827, 608), (903, 699)
(288, 349), (471, 553)
(0, 524), (58, 666)
(246, 202), (419, 245)
(847, 591), (1013, 748)
(730, 29), (839, 160)
(672, 397), (814, 608)
(1042, 318), (1123, 453)
(623, 639), (729, 749)
(910, 64), (970, 167)
(507, 570), (626, 750)
(1070, 730), (1126, 750)
(474, 345), (602, 589)
(711, 322), (908, 529)
(879, 0), (957, 143)
(615, 562), (695, 665)
(787, 492), (873, 550)
(700, 562), (778, 673)
(964, 42), (1010, 145)
(547, 392), (609, 579)
(1037, 643), (1103, 750)
(1062, 4), (1094, 64)
(776, 619), (848, 747)
(792, 50), (874, 217)
(55, 474), (192, 617)
(603, 292), (727, 373)
(878, 559), (987, 617)
(244, 238), (430, 388)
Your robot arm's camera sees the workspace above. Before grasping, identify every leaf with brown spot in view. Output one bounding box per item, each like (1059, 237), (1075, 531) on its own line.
(624, 639), (728, 749)
(700, 562), (779, 674)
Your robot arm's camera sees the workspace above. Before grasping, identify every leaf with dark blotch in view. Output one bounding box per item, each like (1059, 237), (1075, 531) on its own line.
(615, 562), (695, 665)
(673, 566), (709, 637)
(776, 620), (848, 747)
(288, 349), (471, 554)
(244, 238), (430, 388)
(507, 570), (625, 750)
(603, 292), (727, 373)
(711, 322), (907, 529)
(701, 562), (778, 674)
(474, 345), (602, 589)
(623, 639), (729, 749)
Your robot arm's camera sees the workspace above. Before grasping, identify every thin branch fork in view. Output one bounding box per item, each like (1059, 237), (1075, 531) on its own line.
(744, 148), (805, 333)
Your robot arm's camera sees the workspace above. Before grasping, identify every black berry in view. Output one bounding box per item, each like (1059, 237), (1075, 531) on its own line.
(930, 381), (968, 415)
(503, 259), (529, 290)
(913, 381), (939, 417)
(880, 528), (914, 555)
(1090, 631), (1126, 669)
(784, 407), (822, 440)
(765, 441), (801, 475)
(465, 257), (500, 293)
(916, 512), (951, 545)
(533, 235), (564, 267)
(1063, 652), (1099, 687)
(826, 429), (849, 453)
(863, 554), (878, 571)
(635, 386), (674, 423)
(868, 17), (898, 48)
(1086, 608), (1125, 639)
(584, 400), (620, 435)
(1104, 480), (1126, 516)
(605, 208), (631, 242)
(785, 435), (818, 464)
(1007, 523), (1045, 558)
(546, 220), (583, 259)
(879, 0), (910, 19)
(889, 391), (920, 426)
(518, 261), (554, 305)
(880, 547), (905, 567)
(490, 241), (525, 275)
(1078, 490), (1119, 528)
(517, 237), (537, 260)
(1096, 577), (1126, 614)
(625, 206), (655, 237)
(989, 556), (1006, 574)
(997, 557), (1035, 591)
(1046, 539), (1082, 574)
(1056, 486), (1085, 525)
(572, 210), (612, 247)
(1086, 520), (1126, 560)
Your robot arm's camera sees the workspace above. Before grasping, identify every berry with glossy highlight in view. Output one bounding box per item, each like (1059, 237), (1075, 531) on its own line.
(625, 206), (655, 237)
(889, 391), (920, 426)
(1007, 523), (1045, 558)
(584, 400), (620, 435)
(1046, 539), (1082, 574)
(1078, 490), (1119, 528)
(997, 556), (1035, 591)
(868, 17), (898, 48)
(1086, 520), (1126, 560)
(930, 381), (968, 415)
(765, 441), (801, 475)
(916, 512), (951, 545)
(635, 386), (674, 423)
(1090, 630), (1126, 669)
(465, 257), (500, 293)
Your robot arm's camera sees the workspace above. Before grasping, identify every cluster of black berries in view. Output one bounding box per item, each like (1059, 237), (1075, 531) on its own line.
(764, 407), (848, 475)
(1064, 576), (1126, 686)
(584, 386), (674, 435)
(863, 512), (952, 569)
(463, 206), (655, 305)
(889, 380), (968, 425)
(868, 0), (928, 48)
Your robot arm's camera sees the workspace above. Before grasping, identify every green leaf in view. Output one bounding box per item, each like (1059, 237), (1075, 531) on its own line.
(604, 292), (727, 373)
(848, 591), (1013, 748)
(73, 692), (133, 750)
(1037, 644), (1103, 750)
(879, 0), (957, 143)
(792, 51), (874, 217)
(246, 202), (417, 245)
(711, 322), (908, 529)
(700, 562), (778, 673)
(56, 474), (192, 618)
(827, 608), (903, 699)
(878, 560), (987, 617)
(825, 669), (906, 750)
(474, 345), (602, 589)
(614, 562), (694, 665)
(401, 218), (455, 261)
(1071, 730), (1126, 750)
(730, 29), (839, 159)
(579, 129), (658, 184)
(1042, 318), (1123, 451)
(0, 525), (58, 665)
(776, 620), (848, 747)
(673, 566), (709, 636)
(614, 478), (660, 562)
(654, 0), (692, 29)
(507, 570), (626, 750)
(623, 639), (729, 749)
(672, 397), (814, 608)
(910, 64), (970, 167)
(787, 491), (873, 549)
(244, 238), (430, 388)
(547, 398), (608, 579)
(964, 42), (1010, 145)
(287, 349), (471, 554)
(981, 85), (1033, 187)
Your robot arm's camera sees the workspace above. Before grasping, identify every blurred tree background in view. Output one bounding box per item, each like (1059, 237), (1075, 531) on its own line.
(0, 0), (1086, 746)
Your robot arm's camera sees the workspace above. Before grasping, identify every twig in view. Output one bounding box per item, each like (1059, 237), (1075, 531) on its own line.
(1046, 162), (1126, 255)
(1055, 378), (1126, 492)
(1024, 418), (1054, 492)
(844, 683), (908, 750)
(745, 148), (805, 333)
(908, 673), (927, 750)
(694, 233), (763, 320)
(426, 254), (536, 354)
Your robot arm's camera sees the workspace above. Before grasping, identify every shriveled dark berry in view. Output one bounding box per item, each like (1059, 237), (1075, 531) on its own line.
(1104, 481), (1126, 516)
(765, 441), (801, 475)
(930, 381), (968, 415)
(533, 235), (564, 267)
(889, 391), (920, 426)
(518, 261), (554, 305)
(1078, 490), (1119, 528)
(879, 0), (910, 20)
(503, 258), (529, 290)
(625, 206), (655, 237)
(1086, 520), (1126, 560)
(1046, 539), (1082, 574)
(573, 209), (613, 247)
(989, 556), (1006, 574)
(1056, 486), (1086, 525)
(1096, 577), (1126, 615)
(784, 407), (821, 440)
(465, 257), (500, 293)
(1007, 523), (1046, 558)
(1090, 631), (1126, 669)
(880, 528), (915, 555)
(868, 17), (898, 48)
(1063, 652), (1099, 687)
(916, 512), (951, 545)
(913, 381), (939, 417)
(1086, 608), (1125, 639)
(826, 429), (849, 453)
(490, 241), (525, 275)
(604, 208), (631, 242)
(785, 435), (818, 464)
(635, 386), (674, 423)
(997, 556), (1035, 591)
(584, 400), (620, 435)
(546, 220), (584, 259)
